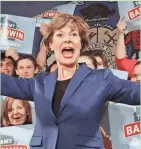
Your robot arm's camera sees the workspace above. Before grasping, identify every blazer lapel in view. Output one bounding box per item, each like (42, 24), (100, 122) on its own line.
(58, 64), (92, 116)
(44, 69), (58, 119)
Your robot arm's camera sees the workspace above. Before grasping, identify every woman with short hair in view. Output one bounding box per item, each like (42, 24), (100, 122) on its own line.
(2, 97), (32, 127)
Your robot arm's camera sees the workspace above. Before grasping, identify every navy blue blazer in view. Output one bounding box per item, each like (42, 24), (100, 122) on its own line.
(1, 64), (140, 149)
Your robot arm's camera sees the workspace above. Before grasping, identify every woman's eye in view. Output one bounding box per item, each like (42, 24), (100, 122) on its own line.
(72, 33), (78, 36)
(18, 106), (22, 109)
(8, 109), (12, 112)
(57, 33), (62, 37)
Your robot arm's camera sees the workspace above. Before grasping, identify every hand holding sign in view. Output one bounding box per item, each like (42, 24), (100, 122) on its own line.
(39, 24), (49, 39)
(5, 48), (19, 61)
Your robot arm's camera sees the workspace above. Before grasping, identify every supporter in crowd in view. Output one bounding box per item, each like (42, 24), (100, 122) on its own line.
(15, 55), (38, 78)
(3, 49), (39, 78)
(91, 50), (109, 69)
(4, 47), (55, 74)
(2, 97), (32, 127)
(5, 48), (40, 73)
(1, 53), (37, 127)
(1, 13), (140, 149)
(131, 61), (141, 82)
(78, 50), (97, 69)
(115, 17), (139, 78)
(0, 53), (15, 76)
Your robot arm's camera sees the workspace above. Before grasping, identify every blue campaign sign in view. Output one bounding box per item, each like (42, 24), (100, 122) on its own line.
(0, 14), (36, 56)
(109, 103), (141, 149)
(1, 2), (77, 59)
(118, 1), (141, 33)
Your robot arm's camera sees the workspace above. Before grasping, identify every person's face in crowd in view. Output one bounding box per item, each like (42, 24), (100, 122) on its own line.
(16, 59), (38, 78)
(50, 63), (58, 73)
(0, 58), (14, 76)
(8, 100), (27, 126)
(49, 23), (82, 67)
(78, 56), (95, 69)
(131, 64), (141, 82)
(95, 56), (104, 69)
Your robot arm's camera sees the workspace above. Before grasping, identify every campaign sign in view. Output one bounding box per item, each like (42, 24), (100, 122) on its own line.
(109, 103), (141, 149)
(0, 4), (76, 59)
(0, 14), (36, 56)
(35, 3), (76, 19)
(35, 3), (76, 27)
(118, 1), (141, 33)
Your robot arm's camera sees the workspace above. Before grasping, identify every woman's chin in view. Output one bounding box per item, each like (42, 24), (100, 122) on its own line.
(11, 121), (25, 126)
(60, 61), (77, 67)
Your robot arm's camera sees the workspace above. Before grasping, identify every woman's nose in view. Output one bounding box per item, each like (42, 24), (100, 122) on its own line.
(13, 109), (18, 115)
(63, 35), (72, 43)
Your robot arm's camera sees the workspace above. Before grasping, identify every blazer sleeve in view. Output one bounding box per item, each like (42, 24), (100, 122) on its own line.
(104, 69), (140, 105)
(1, 73), (34, 101)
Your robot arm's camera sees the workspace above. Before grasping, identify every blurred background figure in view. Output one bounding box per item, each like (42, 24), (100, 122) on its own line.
(0, 53), (15, 76)
(131, 61), (141, 82)
(91, 50), (109, 69)
(78, 50), (97, 69)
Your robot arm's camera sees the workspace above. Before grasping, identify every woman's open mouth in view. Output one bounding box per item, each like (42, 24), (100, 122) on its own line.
(62, 48), (74, 58)
(13, 115), (22, 122)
